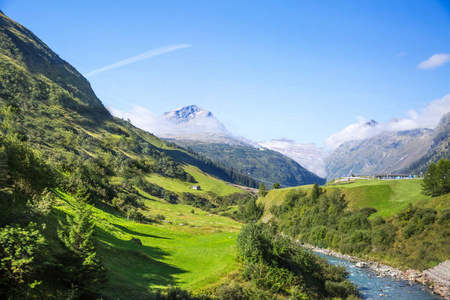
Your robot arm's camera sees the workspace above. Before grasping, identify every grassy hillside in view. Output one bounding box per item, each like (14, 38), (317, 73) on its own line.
(261, 179), (450, 270)
(52, 190), (242, 299)
(260, 179), (430, 218)
(147, 165), (242, 196)
(0, 10), (249, 299)
(327, 179), (430, 217)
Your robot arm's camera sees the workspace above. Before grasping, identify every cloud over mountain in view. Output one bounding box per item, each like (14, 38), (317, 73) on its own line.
(107, 104), (232, 138)
(325, 94), (450, 149)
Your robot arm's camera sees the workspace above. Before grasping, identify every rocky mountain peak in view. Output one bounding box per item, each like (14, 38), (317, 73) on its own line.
(161, 105), (231, 137)
(365, 120), (378, 127)
(163, 105), (209, 123)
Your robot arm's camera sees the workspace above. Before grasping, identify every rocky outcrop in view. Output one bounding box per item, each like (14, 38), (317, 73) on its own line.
(410, 261), (450, 299)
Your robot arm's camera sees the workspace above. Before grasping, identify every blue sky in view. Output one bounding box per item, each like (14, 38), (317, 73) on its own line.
(2, 0), (450, 148)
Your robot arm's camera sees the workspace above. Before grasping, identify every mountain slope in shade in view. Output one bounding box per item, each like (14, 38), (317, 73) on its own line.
(258, 138), (329, 178)
(160, 105), (325, 186)
(173, 141), (326, 187)
(326, 128), (433, 181)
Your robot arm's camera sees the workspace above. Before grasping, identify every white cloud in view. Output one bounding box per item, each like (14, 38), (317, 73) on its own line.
(325, 94), (450, 149)
(418, 53), (450, 69)
(107, 105), (230, 137)
(107, 106), (178, 135)
(85, 44), (191, 77)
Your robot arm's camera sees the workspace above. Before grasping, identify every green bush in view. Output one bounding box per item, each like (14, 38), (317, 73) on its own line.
(215, 284), (249, 300)
(0, 222), (46, 297)
(437, 209), (450, 225)
(372, 223), (396, 249)
(402, 224), (418, 239)
(325, 280), (357, 298)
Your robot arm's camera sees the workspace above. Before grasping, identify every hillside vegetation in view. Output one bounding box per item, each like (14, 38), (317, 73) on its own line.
(261, 180), (450, 271)
(0, 11), (359, 299)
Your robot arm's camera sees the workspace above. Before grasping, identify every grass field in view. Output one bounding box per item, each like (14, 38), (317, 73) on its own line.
(328, 179), (430, 217)
(147, 165), (243, 197)
(260, 179), (431, 218)
(53, 183), (243, 299)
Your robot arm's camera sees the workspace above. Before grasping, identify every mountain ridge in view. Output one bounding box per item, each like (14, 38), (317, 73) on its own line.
(326, 128), (433, 180)
(159, 105), (326, 186)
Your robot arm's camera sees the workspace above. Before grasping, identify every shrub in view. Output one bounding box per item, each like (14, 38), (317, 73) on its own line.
(437, 209), (450, 225)
(402, 224), (418, 239)
(215, 283), (249, 300)
(155, 214), (166, 221)
(0, 222), (46, 296)
(325, 280), (357, 298)
(359, 207), (377, 217)
(372, 223), (397, 249)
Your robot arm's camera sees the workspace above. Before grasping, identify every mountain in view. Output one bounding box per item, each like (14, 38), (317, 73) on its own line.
(258, 138), (329, 178)
(176, 141), (326, 187)
(161, 106), (325, 186)
(162, 105), (231, 136)
(326, 128), (433, 181)
(400, 112), (450, 174)
(0, 11), (108, 117)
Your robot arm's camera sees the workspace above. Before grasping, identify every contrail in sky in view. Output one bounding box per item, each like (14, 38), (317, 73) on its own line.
(85, 44), (191, 77)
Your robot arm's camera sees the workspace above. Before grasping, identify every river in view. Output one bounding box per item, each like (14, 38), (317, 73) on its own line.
(317, 253), (443, 299)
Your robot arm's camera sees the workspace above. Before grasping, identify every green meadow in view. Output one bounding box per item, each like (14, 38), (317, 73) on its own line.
(53, 187), (243, 299)
(261, 179), (430, 218)
(147, 166), (242, 196)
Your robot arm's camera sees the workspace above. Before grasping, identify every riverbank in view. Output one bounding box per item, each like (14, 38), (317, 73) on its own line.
(304, 244), (450, 299)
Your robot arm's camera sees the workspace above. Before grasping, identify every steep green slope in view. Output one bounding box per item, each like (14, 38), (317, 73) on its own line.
(53, 191), (242, 299)
(0, 11), (250, 299)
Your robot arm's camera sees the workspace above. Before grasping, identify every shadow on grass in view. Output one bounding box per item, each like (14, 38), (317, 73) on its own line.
(112, 223), (172, 240)
(96, 227), (187, 292)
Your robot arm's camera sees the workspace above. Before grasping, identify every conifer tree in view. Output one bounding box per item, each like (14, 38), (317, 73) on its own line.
(311, 182), (323, 201)
(258, 182), (267, 197)
(422, 158), (450, 197)
(57, 199), (106, 297)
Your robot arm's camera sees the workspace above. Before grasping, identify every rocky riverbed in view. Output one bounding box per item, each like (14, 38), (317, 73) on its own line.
(304, 244), (450, 299)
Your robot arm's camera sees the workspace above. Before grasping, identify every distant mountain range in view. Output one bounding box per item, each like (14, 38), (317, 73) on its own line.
(326, 113), (450, 181)
(157, 104), (450, 184)
(325, 128), (433, 180)
(160, 105), (326, 186)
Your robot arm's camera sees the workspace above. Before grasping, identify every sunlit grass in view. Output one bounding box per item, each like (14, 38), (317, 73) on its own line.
(53, 189), (242, 299)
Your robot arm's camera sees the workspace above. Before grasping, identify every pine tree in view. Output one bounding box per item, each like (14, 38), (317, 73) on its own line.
(422, 159), (450, 197)
(258, 182), (267, 197)
(311, 182), (323, 201)
(57, 200), (106, 298)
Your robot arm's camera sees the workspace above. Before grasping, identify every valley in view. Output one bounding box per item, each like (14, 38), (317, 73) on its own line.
(1, 6), (449, 300)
